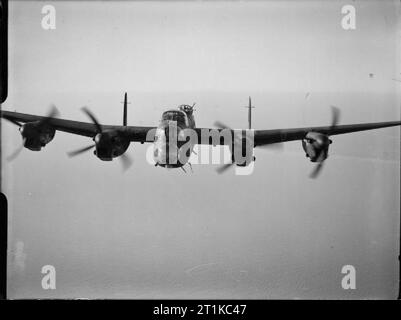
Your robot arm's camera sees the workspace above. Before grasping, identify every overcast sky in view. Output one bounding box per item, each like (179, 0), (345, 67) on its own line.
(1, 0), (400, 298)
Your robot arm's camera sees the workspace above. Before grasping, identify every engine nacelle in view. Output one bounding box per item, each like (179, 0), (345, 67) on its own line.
(93, 131), (130, 161)
(20, 122), (56, 151)
(302, 131), (332, 162)
(230, 131), (255, 167)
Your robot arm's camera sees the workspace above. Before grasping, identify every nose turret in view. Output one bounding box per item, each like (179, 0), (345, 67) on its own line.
(178, 104), (195, 115)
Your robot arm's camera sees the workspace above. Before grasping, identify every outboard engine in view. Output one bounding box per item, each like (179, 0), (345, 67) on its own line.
(302, 131), (332, 163)
(20, 121), (56, 151)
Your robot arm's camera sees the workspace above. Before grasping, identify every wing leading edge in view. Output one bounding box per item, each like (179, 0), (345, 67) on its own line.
(253, 121), (401, 146)
(1, 110), (400, 146)
(0, 110), (156, 142)
(194, 121), (400, 146)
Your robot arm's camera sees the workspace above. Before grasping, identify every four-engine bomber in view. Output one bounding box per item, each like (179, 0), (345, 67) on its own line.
(1, 93), (400, 178)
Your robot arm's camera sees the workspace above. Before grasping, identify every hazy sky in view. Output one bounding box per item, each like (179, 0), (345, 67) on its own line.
(1, 0), (400, 298)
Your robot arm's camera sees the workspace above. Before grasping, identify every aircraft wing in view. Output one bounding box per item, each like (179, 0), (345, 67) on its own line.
(195, 121), (401, 146)
(2, 110), (400, 146)
(0, 110), (156, 143)
(253, 121), (401, 146)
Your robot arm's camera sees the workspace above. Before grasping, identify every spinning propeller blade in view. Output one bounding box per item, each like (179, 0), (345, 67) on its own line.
(309, 162), (324, 179)
(7, 138), (26, 161)
(119, 153), (133, 171)
(39, 104), (60, 126)
(67, 144), (95, 157)
(214, 121), (231, 130)
(329, 105), (340, 133)
(67, 107), (102, 158)
(81, 106), (102, 133)
(216, 163), (234, 174)
(213, 119), (282, 173)
(309, 106), (341, 179)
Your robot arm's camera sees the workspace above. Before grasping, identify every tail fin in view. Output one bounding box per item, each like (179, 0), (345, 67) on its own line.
(123, 92), (128, 126)
(244, 96), (255, 129)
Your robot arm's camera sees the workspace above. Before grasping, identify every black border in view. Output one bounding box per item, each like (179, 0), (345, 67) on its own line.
(0, 192), (6, 300)
(0, 0), (7, 104)
(0, 0), (399, 302)
(0, 0), (7, 301)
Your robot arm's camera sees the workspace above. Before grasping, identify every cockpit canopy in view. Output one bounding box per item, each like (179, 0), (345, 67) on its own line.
(161, 110), (187, 123)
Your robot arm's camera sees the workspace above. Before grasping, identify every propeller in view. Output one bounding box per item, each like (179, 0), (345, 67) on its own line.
(213, 121), (235, 174)
(38, 104), (60, 126)
(309, 106), (341, 179)
(67, 144), (95, 157)
(4, 105), (59, 161)
(67, 143), (132, 171)
(81, 106), (102, 133)
(213, 121), (282, 174)
(119, 153), (133, 171)
(216, 163), (234, 174)
(3, 104), (59, 128)
(6, 138), (27, 162)
(214, 121), (283, 150)
(67, 106), (101, 158)
(329, 105), (340, 133)
(67, 107), (133, 171)
(309, 162), (324, 179)
(213, 121), (227, 130)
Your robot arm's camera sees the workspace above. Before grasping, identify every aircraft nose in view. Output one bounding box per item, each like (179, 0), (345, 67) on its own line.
(153, 128), (166, 164)
(153, 146), (162, 160)
(162, 120), (179, 141)
(153, 144), (170, 166)
(153, 127), (181, 166)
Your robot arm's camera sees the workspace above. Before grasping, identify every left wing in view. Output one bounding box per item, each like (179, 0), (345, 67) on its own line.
(0, 110), (156, 143)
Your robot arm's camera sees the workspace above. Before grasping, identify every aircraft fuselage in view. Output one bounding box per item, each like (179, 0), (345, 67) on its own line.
(153, 105), (196, 168)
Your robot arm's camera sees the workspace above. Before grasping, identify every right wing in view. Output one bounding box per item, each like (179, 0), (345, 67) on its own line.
(253, 121), (401, 146)
(194, 121), (401, 146)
